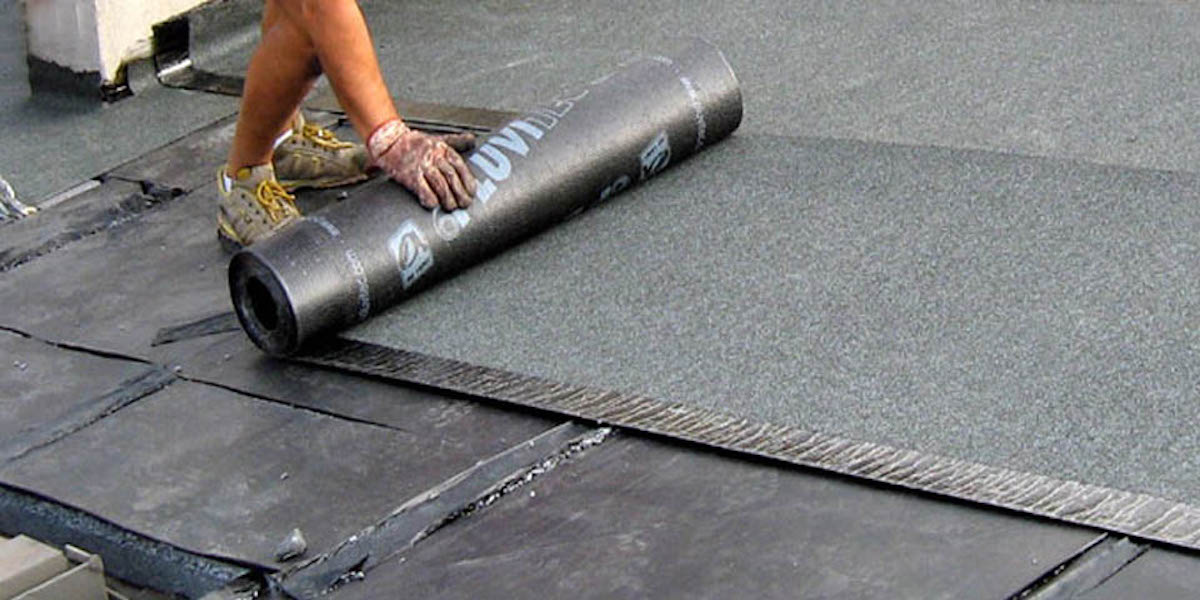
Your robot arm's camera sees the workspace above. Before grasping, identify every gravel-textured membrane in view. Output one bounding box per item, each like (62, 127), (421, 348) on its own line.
(340, 0), (1200, 507)
(348, 0), (1200, 174)
(188, 1), (1200, 174)
(348, 134), (1200, 505)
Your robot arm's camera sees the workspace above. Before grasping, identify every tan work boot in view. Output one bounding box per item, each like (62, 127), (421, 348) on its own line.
(272, 112), (370, 191)
(216, 163), (301, 252)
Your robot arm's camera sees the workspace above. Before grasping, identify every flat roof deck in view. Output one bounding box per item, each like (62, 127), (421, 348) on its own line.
(3, 1), (1200, 597)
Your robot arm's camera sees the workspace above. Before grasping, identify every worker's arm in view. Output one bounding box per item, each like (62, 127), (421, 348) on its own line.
(277, 0), (476, 210)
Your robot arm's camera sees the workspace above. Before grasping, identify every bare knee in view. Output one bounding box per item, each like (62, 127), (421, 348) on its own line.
(258, 1), (321, 76)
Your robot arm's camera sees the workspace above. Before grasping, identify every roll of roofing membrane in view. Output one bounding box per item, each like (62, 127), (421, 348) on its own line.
(229, 38), (743, 356)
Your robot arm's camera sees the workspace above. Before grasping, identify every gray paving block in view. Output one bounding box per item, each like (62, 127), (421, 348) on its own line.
(334, 433), (1098, 600)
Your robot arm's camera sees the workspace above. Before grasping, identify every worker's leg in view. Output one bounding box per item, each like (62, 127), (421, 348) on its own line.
(250, 0), (473, 211)
(268, 0), (399, 140)
(218, 0), (474, 250)
(225, 0), (322, 172)
(260, 0), (305, 133)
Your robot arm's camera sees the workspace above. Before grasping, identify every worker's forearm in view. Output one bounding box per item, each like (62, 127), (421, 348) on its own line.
(287, 0), (401, 139)
(267, 0), (476, 212)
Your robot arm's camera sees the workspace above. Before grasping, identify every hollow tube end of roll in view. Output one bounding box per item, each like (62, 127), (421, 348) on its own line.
(228, 249), (301, 357)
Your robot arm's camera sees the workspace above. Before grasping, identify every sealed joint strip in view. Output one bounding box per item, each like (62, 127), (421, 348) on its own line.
(278, 422), (605, 598)
(1, 366), (177, 464)
(1012, 534), (1149, 599)
(151, 311), (242, 346)
(0, 182), (178, 274)
(297, 339), (1200, 553)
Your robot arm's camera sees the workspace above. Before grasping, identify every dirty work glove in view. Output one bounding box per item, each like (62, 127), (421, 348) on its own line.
(367, 119), (478, 211)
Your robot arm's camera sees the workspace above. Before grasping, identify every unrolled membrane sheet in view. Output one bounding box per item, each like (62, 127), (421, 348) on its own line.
(340, 134), (1200, 545)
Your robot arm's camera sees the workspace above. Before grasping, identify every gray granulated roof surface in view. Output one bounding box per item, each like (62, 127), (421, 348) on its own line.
(345, 0), (1200, 505)
(349, 134), (1200, 503)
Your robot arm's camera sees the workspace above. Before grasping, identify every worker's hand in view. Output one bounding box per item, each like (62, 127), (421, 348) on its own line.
(438, 132), (477, 154)
(367, 119), (477, 211)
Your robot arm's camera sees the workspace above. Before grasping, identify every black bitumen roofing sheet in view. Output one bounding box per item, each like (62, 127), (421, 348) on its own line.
(335, 433), (1098, 600)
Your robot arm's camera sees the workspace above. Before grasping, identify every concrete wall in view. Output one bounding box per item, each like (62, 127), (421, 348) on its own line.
(24, 0), (208, 85)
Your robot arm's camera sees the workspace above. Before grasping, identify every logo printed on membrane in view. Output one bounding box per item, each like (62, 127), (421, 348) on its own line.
(640, 131), (671, 181)
(388, 220), (433, 289)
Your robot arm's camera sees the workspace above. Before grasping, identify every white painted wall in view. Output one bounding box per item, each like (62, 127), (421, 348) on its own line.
(24, 0), (209, 85)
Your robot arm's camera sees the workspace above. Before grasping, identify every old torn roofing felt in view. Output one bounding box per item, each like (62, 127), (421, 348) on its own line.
(2, 0), (1200, 598)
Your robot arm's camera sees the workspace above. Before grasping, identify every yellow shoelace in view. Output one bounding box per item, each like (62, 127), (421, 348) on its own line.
(255, 178), (298, 221)
(300, 123), (354, 150)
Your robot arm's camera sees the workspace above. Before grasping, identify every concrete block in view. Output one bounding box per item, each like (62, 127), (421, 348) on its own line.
(0, 536), (68, 600)
(14, 554), (106, 600)
(23, 0), (209, 87)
